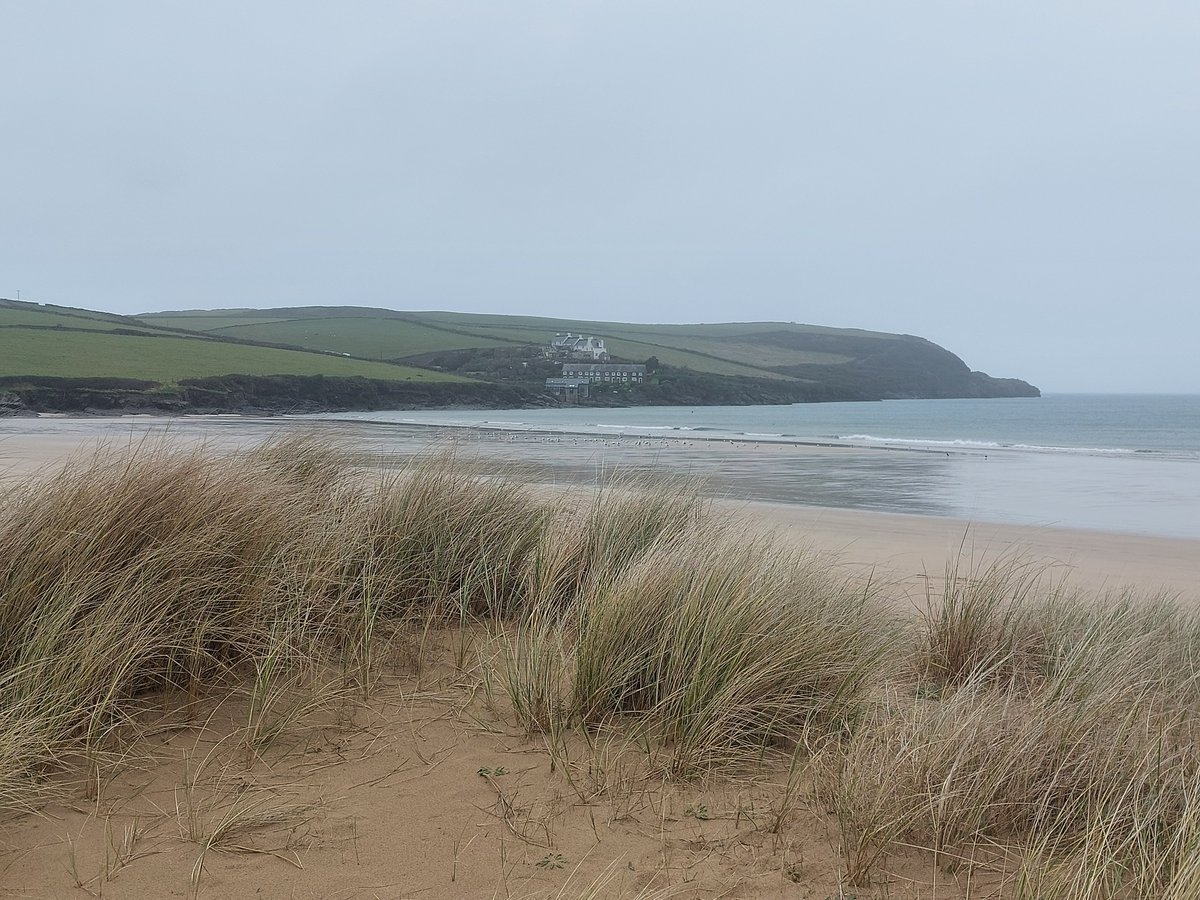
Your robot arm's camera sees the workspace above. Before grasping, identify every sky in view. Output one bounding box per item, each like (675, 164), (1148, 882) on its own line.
(3, 2), (1198, 393)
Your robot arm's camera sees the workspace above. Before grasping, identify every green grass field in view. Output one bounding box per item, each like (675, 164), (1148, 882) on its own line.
(0, 301), (462, 384)
(200, 316), (517, 360)
(0, 305), (145, 331)
(4, 300), (931, 388)
(141, 315), (298, 332)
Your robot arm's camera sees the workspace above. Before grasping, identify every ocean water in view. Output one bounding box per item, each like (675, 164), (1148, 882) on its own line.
(319, 395), (1200, 539)
(5, 397), (1198, 539)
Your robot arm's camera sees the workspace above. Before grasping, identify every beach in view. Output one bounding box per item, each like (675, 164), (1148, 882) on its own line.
(733, 501), (1200, 597)
(3, 416), (1197, 597)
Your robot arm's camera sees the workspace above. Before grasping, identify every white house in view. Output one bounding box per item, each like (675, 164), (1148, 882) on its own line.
(549, 333), (609, 360)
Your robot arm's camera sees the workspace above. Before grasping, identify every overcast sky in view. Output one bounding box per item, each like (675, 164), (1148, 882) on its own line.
(3, 2), (1198, 393)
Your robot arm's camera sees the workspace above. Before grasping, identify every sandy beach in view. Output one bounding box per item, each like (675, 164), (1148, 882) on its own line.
(728, 500), (1200, 598)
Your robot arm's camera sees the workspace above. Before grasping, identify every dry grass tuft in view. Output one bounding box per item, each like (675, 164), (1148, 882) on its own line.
(0, 438), (550, 814)
(503, 521), (895, 778)
(820, 554), (1200, 891)
(571, 532), (893, 776)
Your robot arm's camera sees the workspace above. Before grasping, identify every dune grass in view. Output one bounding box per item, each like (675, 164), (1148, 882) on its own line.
(816, 558), (1200, 892)
(565, 534), (891, 775)
(0, 437), (1197, 897)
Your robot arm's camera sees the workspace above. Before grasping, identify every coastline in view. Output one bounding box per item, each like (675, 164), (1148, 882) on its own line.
(3, 416), (1197, 600)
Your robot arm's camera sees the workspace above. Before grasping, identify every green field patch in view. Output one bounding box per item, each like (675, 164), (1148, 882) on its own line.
(597, 338), (796, 378)
(0, 309), (97, 328)
(145, 315), (294, 332)
(0, 330), (462, 384)
(619, 335), (854, 368)
(608, 321), (902, 341)
(198, 316), (518, 360)
(0, 307), (136, 331)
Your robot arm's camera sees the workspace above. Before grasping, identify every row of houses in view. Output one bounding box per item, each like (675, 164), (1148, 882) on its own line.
(545, 362), (647, 400)
(561, 363), (646, 383)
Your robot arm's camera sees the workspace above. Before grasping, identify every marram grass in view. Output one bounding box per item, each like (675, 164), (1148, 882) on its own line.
(0, 436), (1198, 897)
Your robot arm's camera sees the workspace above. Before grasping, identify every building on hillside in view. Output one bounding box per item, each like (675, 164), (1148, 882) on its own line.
(544, 377), (591, 401)
(549, 333), (609, 360)
(561, 363), (646, 384)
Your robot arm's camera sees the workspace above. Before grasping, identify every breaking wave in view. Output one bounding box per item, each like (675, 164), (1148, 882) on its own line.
(835, 434), (1139, 455)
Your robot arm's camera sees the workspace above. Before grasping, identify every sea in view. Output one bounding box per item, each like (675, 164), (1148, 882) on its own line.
(315, 394), (1200, 540)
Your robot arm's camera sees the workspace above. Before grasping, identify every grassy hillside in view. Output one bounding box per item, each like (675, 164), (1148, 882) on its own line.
(142, 306), (911, 376)
(0, 300), (459, 384)
(1, 329), (461, 384)
(415, 310), (897, 371)
(0, 299), (1037, 411)
(142, 307), (797, 379)
(141, 305), (1039, 401)
(0, 304), (148, 331)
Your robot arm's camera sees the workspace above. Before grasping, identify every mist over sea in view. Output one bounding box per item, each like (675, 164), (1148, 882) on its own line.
(321, 395), (1200, 540)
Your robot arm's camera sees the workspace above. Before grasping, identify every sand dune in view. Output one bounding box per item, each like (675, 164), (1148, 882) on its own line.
(1, 420), (1197, 898)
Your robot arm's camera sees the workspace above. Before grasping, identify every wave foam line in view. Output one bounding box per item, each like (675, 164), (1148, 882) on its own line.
(836, 434), (1137, 454)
